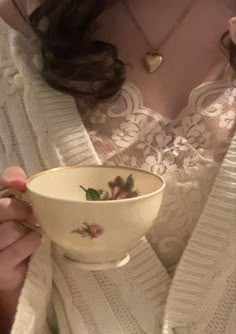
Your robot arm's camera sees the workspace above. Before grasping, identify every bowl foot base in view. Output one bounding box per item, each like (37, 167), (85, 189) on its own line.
(64, 253), (131, 271)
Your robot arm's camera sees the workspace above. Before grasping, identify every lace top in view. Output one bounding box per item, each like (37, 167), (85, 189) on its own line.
(80, 69), (236, 272)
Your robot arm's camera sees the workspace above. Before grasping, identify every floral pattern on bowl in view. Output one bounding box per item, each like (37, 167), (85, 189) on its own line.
(72, 223), (104, 239)
(80, 174), (139, 201)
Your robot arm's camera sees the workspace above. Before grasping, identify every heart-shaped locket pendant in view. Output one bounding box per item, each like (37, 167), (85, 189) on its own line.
(145, 52), (163, 73)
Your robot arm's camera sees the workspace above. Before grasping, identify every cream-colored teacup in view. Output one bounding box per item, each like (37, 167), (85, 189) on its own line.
(23, 165), (165, 270)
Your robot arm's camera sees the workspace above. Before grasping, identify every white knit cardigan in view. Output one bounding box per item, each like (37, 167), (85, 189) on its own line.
(0, 14), (235, 334)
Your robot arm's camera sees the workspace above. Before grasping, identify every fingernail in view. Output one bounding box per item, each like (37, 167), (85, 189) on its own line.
(10, 179), (27, 191)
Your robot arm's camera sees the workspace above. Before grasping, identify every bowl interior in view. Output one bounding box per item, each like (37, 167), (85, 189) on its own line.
(27, 166), (164, 202)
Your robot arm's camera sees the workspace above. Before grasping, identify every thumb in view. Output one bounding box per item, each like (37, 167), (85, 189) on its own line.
(0, 166), (27, 192)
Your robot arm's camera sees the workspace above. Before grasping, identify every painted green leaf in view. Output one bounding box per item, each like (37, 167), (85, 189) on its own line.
(86, 188), (101, 201)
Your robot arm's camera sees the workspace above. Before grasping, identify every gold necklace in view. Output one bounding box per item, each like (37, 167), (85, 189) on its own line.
(123, 0), (196, 73)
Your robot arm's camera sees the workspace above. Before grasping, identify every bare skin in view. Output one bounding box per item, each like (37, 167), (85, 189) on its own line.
(1, 0), (235, 118)
(0, 0), (29, 34)
(96, 0), (235, 119)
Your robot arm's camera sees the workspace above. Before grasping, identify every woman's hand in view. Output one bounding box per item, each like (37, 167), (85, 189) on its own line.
(0, 166), (41, 291)
(0, 167), (41, 332)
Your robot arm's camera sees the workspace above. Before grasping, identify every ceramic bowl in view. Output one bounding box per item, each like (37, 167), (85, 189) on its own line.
(27, 165), (165, 270)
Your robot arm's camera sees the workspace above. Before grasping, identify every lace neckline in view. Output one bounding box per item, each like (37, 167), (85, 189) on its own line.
(121, 64), (233, 126)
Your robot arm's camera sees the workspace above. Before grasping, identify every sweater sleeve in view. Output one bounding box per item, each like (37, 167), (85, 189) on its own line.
(10, 238), (54, 334)
(163, 132), (236, 334)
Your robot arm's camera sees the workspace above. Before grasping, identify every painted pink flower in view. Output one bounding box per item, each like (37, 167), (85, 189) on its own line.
(87, 224), (104, 238)
(72, 223), (104, 239)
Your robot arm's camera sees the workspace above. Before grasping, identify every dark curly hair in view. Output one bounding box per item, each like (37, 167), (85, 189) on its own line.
(222, 31), (236, 70)
(13, 0), (236, 100)
(21, 0), (126, 100)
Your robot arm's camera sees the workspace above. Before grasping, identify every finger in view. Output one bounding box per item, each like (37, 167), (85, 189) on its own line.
(0, 198), (32, 222)
(0, 167), (27, 192)
(0, 231), (41, 270)
(0, 221), (26, 250)
(0, 262), (28, 291)
(27, 212), (39, 226)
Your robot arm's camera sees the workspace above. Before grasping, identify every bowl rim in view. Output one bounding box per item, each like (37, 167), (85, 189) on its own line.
(27, 164), (166, 204)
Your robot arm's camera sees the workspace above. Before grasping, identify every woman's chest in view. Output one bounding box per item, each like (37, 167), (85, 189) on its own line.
(79, 65), (236, 173)
(95, 0), (235, 120)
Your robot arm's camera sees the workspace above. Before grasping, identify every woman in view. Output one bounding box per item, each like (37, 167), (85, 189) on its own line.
(0, 0), (235, 333)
